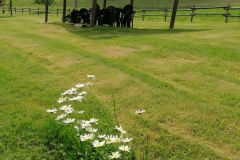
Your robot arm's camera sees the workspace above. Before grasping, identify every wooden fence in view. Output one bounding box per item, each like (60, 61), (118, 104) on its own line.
(137, 4), (240, 23)
(2, 7), (70, 16)
(2, 4), (240, 23)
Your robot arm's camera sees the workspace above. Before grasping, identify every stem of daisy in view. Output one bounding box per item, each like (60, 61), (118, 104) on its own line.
(122, 151), (125, 160)
(111, 90), (119, 126)
(144, 134), (149, 160)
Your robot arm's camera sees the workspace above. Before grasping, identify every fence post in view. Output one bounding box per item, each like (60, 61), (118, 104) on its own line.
(190, 5), (195, 22)
(142, 10), (145, 21)
(38, 7), (39, 15)
(56, 8), (58, 17)
(10, 0), (13, 16)
(164, 7), (168, 22)
(225, 3), (230, 23)
(22, 7), (23, 14)
(29, 8), (31, 14)
(14, 7), (16, 14)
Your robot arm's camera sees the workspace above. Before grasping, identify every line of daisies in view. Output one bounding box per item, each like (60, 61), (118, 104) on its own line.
(46, 75), (146, 159)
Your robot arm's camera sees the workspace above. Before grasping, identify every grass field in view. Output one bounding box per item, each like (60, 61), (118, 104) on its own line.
(1, 4), (240, 160)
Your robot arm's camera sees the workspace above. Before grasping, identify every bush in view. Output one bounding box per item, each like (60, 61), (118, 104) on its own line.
(33, 0), (56, 6)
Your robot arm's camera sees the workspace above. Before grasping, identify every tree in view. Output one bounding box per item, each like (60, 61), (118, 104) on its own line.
(34, 0), (56, 6)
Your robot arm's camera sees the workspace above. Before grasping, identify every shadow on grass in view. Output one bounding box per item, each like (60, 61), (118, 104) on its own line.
(51, 22), (210, 40)
(0, 16), (13, 18)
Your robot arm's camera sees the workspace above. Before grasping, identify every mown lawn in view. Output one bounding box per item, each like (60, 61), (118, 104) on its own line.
(0, 9), (240, 160)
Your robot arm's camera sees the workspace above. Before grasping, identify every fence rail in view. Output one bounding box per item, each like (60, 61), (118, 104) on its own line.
(2, 4), (240, 23)
(137, 4), (240, 23)
(2, 6), (70, 16)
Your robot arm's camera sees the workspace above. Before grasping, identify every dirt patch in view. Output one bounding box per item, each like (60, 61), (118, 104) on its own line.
(100, 45), (151, 58)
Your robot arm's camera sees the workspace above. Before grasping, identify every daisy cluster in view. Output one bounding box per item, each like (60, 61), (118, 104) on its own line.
(46, 75), (134, 159)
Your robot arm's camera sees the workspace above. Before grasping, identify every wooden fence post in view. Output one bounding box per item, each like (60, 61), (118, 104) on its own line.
(142, 10), (145, 21)
(190, 5), (195, 22)
(164, 7), (168, 22)
(10, 0), (12, 16)
(225, 3), (230, 23)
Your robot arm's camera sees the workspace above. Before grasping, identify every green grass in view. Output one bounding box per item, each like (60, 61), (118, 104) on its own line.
(1, 8), (240, 160)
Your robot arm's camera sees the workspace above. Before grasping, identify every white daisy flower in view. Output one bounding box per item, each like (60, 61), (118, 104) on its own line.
(98, 134), (106, 138)
(75, 83), (85, 88)
(55, 114), (67, 120)
(80, 135), (87, 141)
(109, 151), (121, 159)
(66, 88), (78, 95)
(57, 97), (67, 103)
(69, 95), (84, 102)
(105, 135), (114, 144)
(119, 145), (131, 152)
(63, 118), (75, 124)
(78, 120), (91, 129)
(69, 87), (78, 92)
(78, 91), (87, 96)
(74, 125), (80, 131)
(134, 109), (146, 115)
(87, 75), (95, 79)
(78, 110), (84, 114)
(122, 137), (133, 143)
(112, 135), (122, 143)
(89, 118), (98, 124)
(114, 125), (126, 134)
(92, 140), (105, 147)
(65, 107), (74, 114)
(86, 82), (93, 87)
(85, 133), (95, 140)
(85, 127), (98, 133)
(59, 105), (74, 113)
(61, 90), (69, 96)
(46, 108), (57, 113)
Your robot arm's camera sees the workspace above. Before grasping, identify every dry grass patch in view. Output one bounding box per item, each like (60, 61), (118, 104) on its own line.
(101, 45), (137, 58)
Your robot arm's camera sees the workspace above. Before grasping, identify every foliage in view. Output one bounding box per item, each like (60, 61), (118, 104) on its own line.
(33, 0), (56, 6)
(0, 0), (5, 5)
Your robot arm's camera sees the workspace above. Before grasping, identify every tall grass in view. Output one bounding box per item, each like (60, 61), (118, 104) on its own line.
(0, 8), (240, 160)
